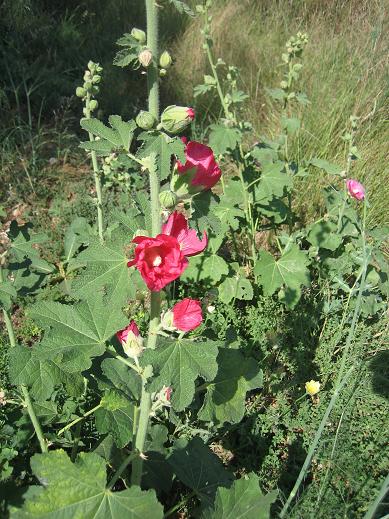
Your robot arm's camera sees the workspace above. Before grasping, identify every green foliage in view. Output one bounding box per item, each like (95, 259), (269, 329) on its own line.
(202, 474), (277, 519)
(11, 450), (163, 518)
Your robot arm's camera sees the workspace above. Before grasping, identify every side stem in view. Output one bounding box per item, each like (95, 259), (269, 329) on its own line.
(85, 94), (104, 243)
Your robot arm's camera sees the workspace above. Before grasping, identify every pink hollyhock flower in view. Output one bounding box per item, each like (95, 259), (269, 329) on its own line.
(162, 211), (207, 256)
(164, 387), (172, 402)
(172, 298), (203, 331)
(346, 179), (365, 200)
(128, 234), (188, 292)
(128, 212), (206, 291)
(176, 141), (221, 191)
(116, 321), (144, 359)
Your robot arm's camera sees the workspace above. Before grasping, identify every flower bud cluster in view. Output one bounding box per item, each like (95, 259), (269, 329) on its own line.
(285, 32), (308, 59)
(76, 61), (103, 116)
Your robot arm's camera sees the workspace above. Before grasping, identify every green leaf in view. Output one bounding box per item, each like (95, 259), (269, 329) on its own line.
(202, 473), (277, 519)
(168, 0), (194, 16)
(309, 158), (343, 176)
(29, 291), (128, 373)
(168, 437), (234, 507)
(98, 357), (141, 401)
(199, 349), (262, 424)
(8, 345), (84, 400)
(254, 161), (292, 202)
(0, 280), (17, 310)
(8, 221), (48, 263)
(95, 390), (134, 448)
(218, 274), (253, 304)
(281, 116), (301, 135)
(11, 450), (163, 518)
(190, 191), (222, 235)
(254, 244), (310, 308)
(307, 221), (342, 251)
(33, 401), (58, 425)
(142, 338), (219, 411)
(181, 253), (229, 284)
(138, 131), (185, 181)
(80, 117), (136, 155)
(208, 125), (242, 155)
(265, 87), (287, 101)
(70, 227), (138, 303)
(63, 217), (92, 262)
(194, 83), (216, 97)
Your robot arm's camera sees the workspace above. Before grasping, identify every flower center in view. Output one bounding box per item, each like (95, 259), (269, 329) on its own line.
(152, 255), (162, 267)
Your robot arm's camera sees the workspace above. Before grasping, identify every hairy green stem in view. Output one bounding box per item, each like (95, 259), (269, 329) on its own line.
(57, 403), (102, 436)
(85, 94), (104, 243)
(0, 265), (47, 453)
(107, 450), (138, 490)
(131, 0), (161, 487)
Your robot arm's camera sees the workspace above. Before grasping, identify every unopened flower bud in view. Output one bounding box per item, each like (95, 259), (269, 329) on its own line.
(136, 110), (157, 130)
(159, 68), (167, 77)
(131, 27), (146, 44)
(84, 81), (93, 91)
(159, 190), (178, 209)
(116, 321), (144, 360)
(76, 86), (86, 98)
(92, 75), (101, 84)
(83, 71), (92, 81)
(87, 60), (95, 71)
(160, 105), (195, 134)
(89, 99), (98, 111)
(159, 50), (172, 69)
(139, 49), (153, 67)
(280, 80), (288, 89)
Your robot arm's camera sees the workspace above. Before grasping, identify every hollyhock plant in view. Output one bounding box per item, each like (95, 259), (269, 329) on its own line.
(128, 212), (207, 291)
(172, 141), (221, 196)
(346, 179), (365, 201)
(116, 321), (144, 359)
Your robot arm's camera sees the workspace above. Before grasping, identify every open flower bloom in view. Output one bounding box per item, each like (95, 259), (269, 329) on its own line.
(116, 321), (144, 360)
(172, 141), (221, 196)
(128, 212), (207, 291)
(305, 380), (321, 396)
(346, 179), (365, 201)
(172, 298), (203, 331)
(162, 211), (207, 257)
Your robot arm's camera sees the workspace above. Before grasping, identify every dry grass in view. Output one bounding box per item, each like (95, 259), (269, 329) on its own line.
(168, 0), (389, 225)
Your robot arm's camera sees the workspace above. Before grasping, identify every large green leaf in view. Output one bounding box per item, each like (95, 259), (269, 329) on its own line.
(80, 117), (136, 155)
(0, 280), (17, 310)
(95, 390), (134, 448)
(9, 345), (84, 400)
(97, 357), (141, 401)
(208, 125), (242, 155)
(142, 338), (219, 411)
(199, 349), (262, 424)
(254, 161), (292, 202)
(218, 267), (253, 304)
(202, 473), (277, 519)
(70, 228), (140, 303)
(181, 253), (229, 284)
(190, 191), (222, 235)
(168, 437), (234, 507)
(307, 220), (342, 251)
(254, 244), (310, 308)
(11, 450), (163, 518)
(137, 131), (185, 181)
(29, 292), (128, 373)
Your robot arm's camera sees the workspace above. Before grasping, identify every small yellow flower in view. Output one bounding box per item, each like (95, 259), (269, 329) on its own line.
(305, 380), (321, 396)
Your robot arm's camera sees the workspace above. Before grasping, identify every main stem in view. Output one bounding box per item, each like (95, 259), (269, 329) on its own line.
(85, 94), (104, 243)
(131, 0), (160, 487)
(0, 265), (47, 453)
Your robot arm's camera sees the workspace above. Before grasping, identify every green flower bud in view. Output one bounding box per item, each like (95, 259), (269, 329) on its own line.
(83, 71), (92, 81)
(76, 86), (86, 98)
(136, 110), (157, 130)
(89, 99), (98, 111)
(159, 68), (167, 77)
(160, 105), (195, 134)
(84, 81), (93, 91)
(159, 190), (178, 209)
(280, 80), (288, 89)
(92, 75), (101, 84)
(82, 107), (88, 116)
(131, 27), (146, 44)
(87, 60), (95, 71)
(138, 49), (153, 67)
(159, 50), (172, 69)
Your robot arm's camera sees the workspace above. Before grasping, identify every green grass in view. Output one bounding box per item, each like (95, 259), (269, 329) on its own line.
(169, 0), (389, 226)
